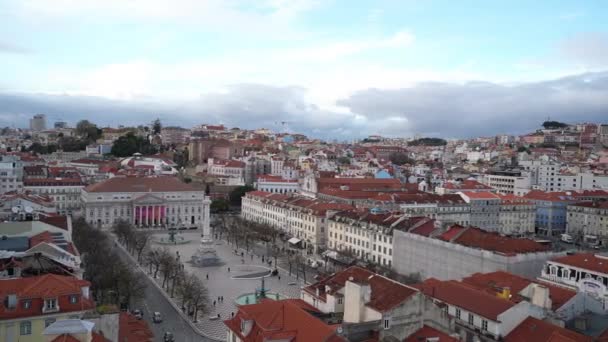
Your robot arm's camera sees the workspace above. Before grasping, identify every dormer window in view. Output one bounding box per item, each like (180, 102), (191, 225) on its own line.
(22, 299), (31, 309)
(70, 295), (78, 304)
(43, 298), (58, 313)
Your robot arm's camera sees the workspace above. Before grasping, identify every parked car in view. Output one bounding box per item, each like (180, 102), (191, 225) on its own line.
(153, 312), (163, 323)
(163, 332), (175, 342)
(132, 309), (143, 320)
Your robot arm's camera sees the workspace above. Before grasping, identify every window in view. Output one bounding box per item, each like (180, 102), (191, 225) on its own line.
(383, 317), (391, 329)
(337, 298), (343, 304)
(455, 308), (461, 319)
(70, 295), (78, 304)
(468, 313), (474, 325)
(20, 321), (32, 335)
(45, 298), (58, 311)
(482, 320), (488, 331)
(45, 318), (56, 327)
(22, 299), (31, 309)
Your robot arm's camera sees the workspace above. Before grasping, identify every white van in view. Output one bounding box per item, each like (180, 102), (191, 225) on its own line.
(561, 234), (573, 244)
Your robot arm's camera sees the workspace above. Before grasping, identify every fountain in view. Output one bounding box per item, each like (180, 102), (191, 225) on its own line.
(234, 277), (286, 305)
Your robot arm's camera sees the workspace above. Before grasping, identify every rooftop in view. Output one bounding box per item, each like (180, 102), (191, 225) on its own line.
(438, 225), (550, 255)
(505, 317), (592, 342)
(84, 176), (198, 193)
(550, 253), (608, 275)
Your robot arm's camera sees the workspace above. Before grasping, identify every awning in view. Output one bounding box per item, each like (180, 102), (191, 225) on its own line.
(288, 237), (301, 245)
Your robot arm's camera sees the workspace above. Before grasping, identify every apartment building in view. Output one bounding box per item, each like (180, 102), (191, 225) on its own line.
(497, 194), (536, 236)
(482, 170), (531, 196)
(23, 178), (85, 215)
(458, 191), (501, 231)
(241, 191), (352, 252)
(566, 201), (608, 241)
(0, 155), (24, 195)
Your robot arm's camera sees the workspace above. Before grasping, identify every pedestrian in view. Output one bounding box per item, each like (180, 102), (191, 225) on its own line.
(217, 313), (221, 318)
(213, 300), (216, 306)
(222, 296), (224, 302)
(231, 312), (234, 318)
(278, 275), (281, 281)
(228, 267), (230, 272)
(206, 274), (209, 280)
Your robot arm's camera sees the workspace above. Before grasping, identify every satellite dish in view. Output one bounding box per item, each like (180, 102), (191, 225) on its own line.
(11, 206), (19, 213)
(25, 206), (33, 214)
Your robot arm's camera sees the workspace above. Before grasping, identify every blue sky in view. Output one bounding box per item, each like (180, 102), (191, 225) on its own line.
(1, 0), (607, 138)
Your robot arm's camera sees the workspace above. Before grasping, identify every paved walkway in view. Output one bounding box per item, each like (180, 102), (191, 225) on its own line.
(154, 232), (308, 341)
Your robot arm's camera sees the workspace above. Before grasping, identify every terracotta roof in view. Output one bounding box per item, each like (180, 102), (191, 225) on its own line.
(569, 201), (608, 209)
(550, 253), (608, 275)
(461, 271), (576, 311)
(0, 274), (93, 320)
(51, 335), (81, 342)
(84, 176), (197, 193)
(119, 312), (154, 342)
(439, 225), (550, 255)
(303, 266), (418, 312)
(223, 299), (345, 342)
(404, 325), (459, 342)
(459, 191), (500, 200)
(39, 216), (70, 230)
(24, 178), (85, 186)
(505, 317), (592, 342)
(414, 279), (514, 320)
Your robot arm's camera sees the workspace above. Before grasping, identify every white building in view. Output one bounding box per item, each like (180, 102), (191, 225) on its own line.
(120, 154), (178, 175)
(23, 177), (85, 215)
(0, 155), (24, 194)
(29, 114), (46, 131)
(497, 194), (536, 236)
(458, 191), (501, 231)
(392, 225), (566, 281)
(255, 175), (299, 194)
(482, 172), (532, 196)
(566, 201), (608, 241)
(241, 191), (352, 252)
(208, 158), (245, 185)
(539, 253), (608, 313)
(81, 176), (210, 230)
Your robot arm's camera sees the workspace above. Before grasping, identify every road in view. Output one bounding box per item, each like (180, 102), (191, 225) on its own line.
(112, 239), (212, 342)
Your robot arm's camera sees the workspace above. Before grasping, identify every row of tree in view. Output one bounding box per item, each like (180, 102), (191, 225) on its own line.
(112, 220), (209, 321)
(72, 218), (147, 308)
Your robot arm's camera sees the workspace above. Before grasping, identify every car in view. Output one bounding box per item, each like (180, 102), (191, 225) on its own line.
(163, 332), (175, 342)
(168, 227), (177, 231)
(178, 226), (187, 230)
(153, 311), (163, 323)
(132, 309), (143, 320)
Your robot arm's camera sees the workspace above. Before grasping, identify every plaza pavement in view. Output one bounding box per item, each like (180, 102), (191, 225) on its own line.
(154, 231), (309, 341)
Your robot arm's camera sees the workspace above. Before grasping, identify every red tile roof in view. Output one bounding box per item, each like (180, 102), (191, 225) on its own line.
(550, 253), (608, 275)
(505, 317), (592, 342)
(119, 312), (154, 342)
(461, 271), (576, 311)
(439, 225), (550, 255)
(303, 266), (418, 312)
(51, 335), (81, 342)
(39, 216), (70, 230)
(404, 325), (459, 342)
(223, 299), (345, 342)
(0, 274), (93, 320)
(84, 176), (197, 193)
(414, 279), (514, 320)
(458, 191), (500, 200)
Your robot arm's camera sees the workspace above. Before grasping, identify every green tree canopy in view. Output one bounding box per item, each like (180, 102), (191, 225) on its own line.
(542, 121), (568, 129)
(389, 152), (415, 165)
(75, 120), (102, 143)
(210, 198), (230, 213)
(229, 185), (255, 206)
(111, 132), (158, 157)
(408, 137), (447, 146)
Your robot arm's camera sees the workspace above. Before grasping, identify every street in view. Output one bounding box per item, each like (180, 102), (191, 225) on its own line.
(112, 238), (213, 342)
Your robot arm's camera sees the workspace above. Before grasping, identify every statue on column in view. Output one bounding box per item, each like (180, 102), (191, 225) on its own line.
(191, 194), (220, 266)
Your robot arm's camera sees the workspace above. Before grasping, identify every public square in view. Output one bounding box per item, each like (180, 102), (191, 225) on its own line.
(151, 231), (308, 341)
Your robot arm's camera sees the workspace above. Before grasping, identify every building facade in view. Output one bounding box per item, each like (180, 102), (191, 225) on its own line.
(0, 155), (24, 195)
(81, 176), (210, 230)
(23, 178), (85, 215)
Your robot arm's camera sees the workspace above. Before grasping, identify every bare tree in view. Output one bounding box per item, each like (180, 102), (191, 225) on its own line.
(190, 278), (209, 322)
(133, 231), (151, 262)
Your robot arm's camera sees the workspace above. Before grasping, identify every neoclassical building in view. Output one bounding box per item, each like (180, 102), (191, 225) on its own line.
(81, 176), (210, 229)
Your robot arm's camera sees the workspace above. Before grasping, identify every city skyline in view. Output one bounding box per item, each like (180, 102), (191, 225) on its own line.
(1, 0), (607, 138)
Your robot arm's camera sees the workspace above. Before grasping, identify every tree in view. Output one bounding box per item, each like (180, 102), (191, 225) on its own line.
(133, 231), (151, 262)
(152, 119), (162, 135)
(389, 152), (414, 166)
(408, 137), (447, 146)
(210, 199), (230, 213)
(111, 132), (158, 157)
(337, 156), (351, 165)
(542, 121), (568, 129)
(28, 143), (58, 155)
(76, 120), (102, 143)
(229, 185), (255, 206)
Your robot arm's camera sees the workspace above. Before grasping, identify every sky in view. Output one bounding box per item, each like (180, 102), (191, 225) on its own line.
(1, 0), (608, 139)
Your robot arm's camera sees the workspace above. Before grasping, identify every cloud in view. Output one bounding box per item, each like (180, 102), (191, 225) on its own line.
(2, 71), (607, 139)
(559, 32), (608, 68)
(0, 41), (31, 54)
(337, 71), (608, 138)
